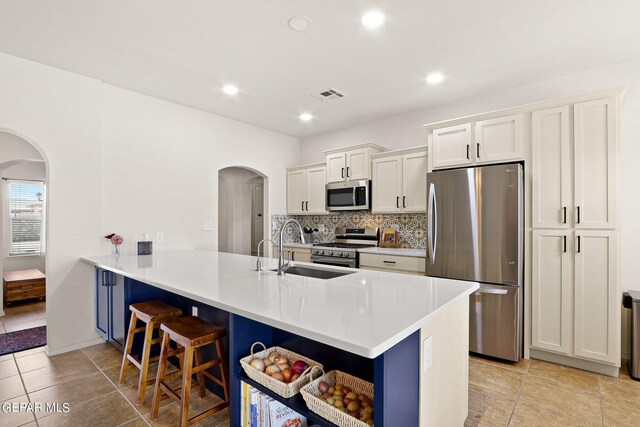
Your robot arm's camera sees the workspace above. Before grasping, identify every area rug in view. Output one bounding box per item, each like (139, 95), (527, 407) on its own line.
(0, 325), (46, 355)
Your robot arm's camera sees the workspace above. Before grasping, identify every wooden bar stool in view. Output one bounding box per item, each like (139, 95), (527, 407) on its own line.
(119, 301), (183, 404)
(151, 316), (230, 427)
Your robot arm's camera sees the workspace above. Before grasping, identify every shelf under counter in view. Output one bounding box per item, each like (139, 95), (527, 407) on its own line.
(238, 371), (339, 427)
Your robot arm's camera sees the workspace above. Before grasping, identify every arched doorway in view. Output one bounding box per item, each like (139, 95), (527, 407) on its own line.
(218, 167), (268, 256)
(0, 131), (48, 345)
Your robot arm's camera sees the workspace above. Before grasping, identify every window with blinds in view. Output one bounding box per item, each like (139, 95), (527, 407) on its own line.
(8, 181), (45, 256)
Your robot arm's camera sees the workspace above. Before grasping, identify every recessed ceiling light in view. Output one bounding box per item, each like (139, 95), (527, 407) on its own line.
(426, 73), (445, 85)
(222, 84), (239, 95)
(288, 16), (312, 32)
(361, 10), (385, 29)
(299, 113), (313, 122)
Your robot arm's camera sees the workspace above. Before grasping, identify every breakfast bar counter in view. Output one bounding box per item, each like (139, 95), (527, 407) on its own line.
(81, 249), (477, 426)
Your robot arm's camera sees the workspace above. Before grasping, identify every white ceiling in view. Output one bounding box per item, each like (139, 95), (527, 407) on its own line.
(1, 1), (639, 138)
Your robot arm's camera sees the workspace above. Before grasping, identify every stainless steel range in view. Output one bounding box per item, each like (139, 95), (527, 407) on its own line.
(311, 227), (379, 268)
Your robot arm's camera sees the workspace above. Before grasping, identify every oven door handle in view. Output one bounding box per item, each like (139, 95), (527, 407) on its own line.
(311, 255), (356, 268)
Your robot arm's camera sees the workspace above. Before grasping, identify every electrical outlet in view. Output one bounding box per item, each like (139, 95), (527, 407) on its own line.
(423, 336), (433, 372)
(318, 224), (325, 232)
(203, 221), (214, 231)
(156, 232), (164, 243)
(192, 306), (198, 317)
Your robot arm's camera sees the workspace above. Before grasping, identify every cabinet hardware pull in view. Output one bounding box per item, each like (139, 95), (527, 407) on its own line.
(396, 196), (399, 208)
(577, 235), (581, 253)
(403, 196), (406, 208)
(477, 143), (480, 158)
(383, 260), (396, 264)
(563, 207), (567, 224)
(341, 168), (344, 178)
(347, 167), (350, 178)
(576, 206), (580, 224)
(101, 270), (108, 287)
(305, 201), (308, 211)
(301, 201), (304, 211)
(466, 144), (470, 160)
(563, 236), (567, 253)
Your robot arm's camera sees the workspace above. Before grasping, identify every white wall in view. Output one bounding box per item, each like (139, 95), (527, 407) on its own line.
(100, 85), (298, 256)
(1, 160), (47, 275)
(0, 52), (300, 355)
(218, 167), (264, 255)
(0, 52), (103, 352)
(300, 59), (640, 357)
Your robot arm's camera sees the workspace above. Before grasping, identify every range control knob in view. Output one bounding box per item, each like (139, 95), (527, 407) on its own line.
(315, 249), (323, 255)
(341, 252), (350, 257)
(325, 251), (333, 256)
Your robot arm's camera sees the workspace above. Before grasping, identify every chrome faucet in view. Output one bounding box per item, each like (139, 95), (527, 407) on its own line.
(256, 239), (275, 271)
(278, 219), (306, 275)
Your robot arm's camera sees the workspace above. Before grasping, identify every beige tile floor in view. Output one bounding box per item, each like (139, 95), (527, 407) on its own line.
(1, 339), (638, 427)
(0, 301), (46, 334)
(466, 355), (640, 427)
(0, 343), (230, 427)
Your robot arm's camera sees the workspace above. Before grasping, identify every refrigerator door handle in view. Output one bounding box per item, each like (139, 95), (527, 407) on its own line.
(427, 183), (437, 263)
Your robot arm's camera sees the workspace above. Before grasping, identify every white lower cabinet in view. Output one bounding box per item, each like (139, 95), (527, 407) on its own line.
(359, 253), (425, 275)
(273, 246), (311, 263)
(532, 230), (572, 355)
(531, 230), (618, 365)
(574, 230), (618, 364)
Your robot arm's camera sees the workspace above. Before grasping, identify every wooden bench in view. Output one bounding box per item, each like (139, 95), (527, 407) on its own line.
(3, 269), (46, 305)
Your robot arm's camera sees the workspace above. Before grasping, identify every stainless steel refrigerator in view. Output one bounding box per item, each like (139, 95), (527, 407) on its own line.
(426, 163), (523, 361)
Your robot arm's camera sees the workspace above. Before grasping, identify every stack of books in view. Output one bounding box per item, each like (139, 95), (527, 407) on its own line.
(241, 381), (308, 427)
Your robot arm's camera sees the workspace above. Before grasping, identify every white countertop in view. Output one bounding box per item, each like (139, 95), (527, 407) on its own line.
(358, 247), (426, 258)
(81, 250), (477, 358)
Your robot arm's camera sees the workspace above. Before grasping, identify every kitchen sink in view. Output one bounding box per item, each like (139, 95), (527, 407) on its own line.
(269, 265), (355, 280)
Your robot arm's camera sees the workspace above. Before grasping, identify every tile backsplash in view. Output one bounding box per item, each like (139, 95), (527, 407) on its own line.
(271, 212), (427, 249)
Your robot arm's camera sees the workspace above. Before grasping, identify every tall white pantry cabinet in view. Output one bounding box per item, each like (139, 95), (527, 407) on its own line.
(530, 97), (620, 367)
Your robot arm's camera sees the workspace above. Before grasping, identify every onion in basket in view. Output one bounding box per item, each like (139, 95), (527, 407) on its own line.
(249, 358), (266, 372)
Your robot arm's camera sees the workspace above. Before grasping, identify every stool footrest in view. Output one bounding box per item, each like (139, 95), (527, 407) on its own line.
(191, 359), (219, 374)
(126, 354), (143, 370)
(187, 402), (230, 426)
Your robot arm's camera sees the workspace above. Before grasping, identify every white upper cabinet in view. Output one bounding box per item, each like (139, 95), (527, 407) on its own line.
(532, 106), (571, 228)
(371, 155), (403, 213)
(431, 115), (523, 170)
(286, 169), (306, 215)
(574, 231), (618, 364)
(475, 114), (523, 164)
(574, 98), (617, 229)
(326, 152), (347, 183)
(371, 147), (428, 213)
(324, 144), (385, 183)
(345, 148), (370, 180)
(431, 123), (473, 169)
(286, 163), (328, 215)
(402, 150), (429, 212)
(532, 99), (618, 230)
(306, 165), (327, 214)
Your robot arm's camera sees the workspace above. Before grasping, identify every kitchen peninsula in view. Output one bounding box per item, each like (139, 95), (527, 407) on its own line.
(81, 250), (477, 426)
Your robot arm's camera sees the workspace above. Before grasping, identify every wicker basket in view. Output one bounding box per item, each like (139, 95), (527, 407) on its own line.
(301, 370), (374, 427)
(239, 342), (323, 398)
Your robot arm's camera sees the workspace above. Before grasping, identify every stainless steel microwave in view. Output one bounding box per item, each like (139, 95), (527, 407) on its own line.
(326, 180), (371, 211)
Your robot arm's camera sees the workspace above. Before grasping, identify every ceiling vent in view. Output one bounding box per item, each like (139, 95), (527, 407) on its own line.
(311, 88), (348, 102)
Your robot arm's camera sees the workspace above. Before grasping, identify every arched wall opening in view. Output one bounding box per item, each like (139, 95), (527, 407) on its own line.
(217, 166), (268, 256)
(0, 130), (48, 336)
